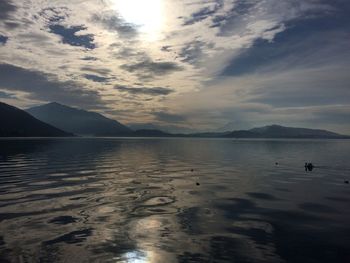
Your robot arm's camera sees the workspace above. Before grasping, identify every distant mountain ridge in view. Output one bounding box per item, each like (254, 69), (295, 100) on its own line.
(1, 101), (348, 138)
(222, 125), (348, 138)
(0, 101), (73, 137)
(27, 102), (132, 136)
(127, 124), (348, 138)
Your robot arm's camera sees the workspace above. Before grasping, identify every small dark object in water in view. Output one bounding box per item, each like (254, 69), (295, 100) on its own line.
(275, 162), (279, 165)
(191, 169), (194, 172)
(196, 182), (200, 186)
(305, 162), (314, 171)
(345, 180), (349, 184)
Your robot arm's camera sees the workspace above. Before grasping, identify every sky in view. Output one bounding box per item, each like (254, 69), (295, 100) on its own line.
(0, 0), (349, 133)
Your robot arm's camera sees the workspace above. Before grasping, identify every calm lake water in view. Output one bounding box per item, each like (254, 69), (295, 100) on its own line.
(0, 138), (349, 263)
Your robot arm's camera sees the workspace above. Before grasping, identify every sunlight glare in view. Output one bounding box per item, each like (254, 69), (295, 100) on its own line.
(113, 0), (163, 40)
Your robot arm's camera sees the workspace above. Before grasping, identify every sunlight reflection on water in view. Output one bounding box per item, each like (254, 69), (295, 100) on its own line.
(0, 138), (349, 262)
(115, 251), (148, 263)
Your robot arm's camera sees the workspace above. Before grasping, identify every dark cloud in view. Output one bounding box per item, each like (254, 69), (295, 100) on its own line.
(179, 40), (213, 65)
(183, 1), (223, 26)
(81, 56), (98, 61)
(0, 63), (103, 108)
(0, 0), (17, 20)
(153, 111), (187, 123)
(115, 85), (174, 96)
(92, 12), (138, 38)
(222, 37), (292, 77)
(0, 35), (8, 45)
(221, 10), (350, 77)
(161, 45), (172, 52)
(4, 21), (20, 29)
(49, 24), (96, 49)
(80, 66), (111, 76)
(38, 7), (69, 23)
(211, 1), (264, 34)
(211, 1), (257, 29)
(120, 58), (183, 79)
(84, 74), (110, 83)
(212, 0), (336, 36)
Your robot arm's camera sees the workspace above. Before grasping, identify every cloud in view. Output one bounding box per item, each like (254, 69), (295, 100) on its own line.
(183, 1), (224, 26)
(211, 1), (257, 29)
(0, 90), (16, 99)
(113, 47), (147, 60)
(0, 0), (349, 133)
(220, 14), (349, 77)
(81, 56), (98, 61)
(80, 66), (111, 76)
(161, 45), (172, 52)
(18, 32), (52, 44)
(170, 58), (350, 132)
(120, 58), (183, 79)
(0, 35), (8, 45)
(92, 12), (138, 38)
(310, 105), (350, 126)
(221, 10), (350, 76)
(84, 74), (111, 83)
(115, 85), (174, 96)
(4, 21), (20, 29)
(0, 0), (17, 20)
(38, 6), (69, 23)
(153, 111), (187, 123)
(179, 40), (214, 66)
(212, 0), (334, 36)
(0, 63), (103, 108)
(245, 66), (350, 108)
(49, 24), (96, 49)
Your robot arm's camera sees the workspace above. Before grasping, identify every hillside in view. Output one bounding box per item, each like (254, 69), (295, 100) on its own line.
(223, 125), (347, 138)
(0, 101), (73, 137)
(27, 102), (132, 136)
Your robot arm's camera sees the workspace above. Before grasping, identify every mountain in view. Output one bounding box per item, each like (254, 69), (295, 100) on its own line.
(223, 125), (348, 138)
(0, 101), (73, 137)
(27, 102), (132, 136)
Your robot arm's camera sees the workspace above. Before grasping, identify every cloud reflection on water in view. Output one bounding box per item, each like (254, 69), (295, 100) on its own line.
(0, 138), (349, 262)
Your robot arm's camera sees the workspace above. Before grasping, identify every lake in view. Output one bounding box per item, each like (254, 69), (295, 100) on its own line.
(0, 138), (349, 262)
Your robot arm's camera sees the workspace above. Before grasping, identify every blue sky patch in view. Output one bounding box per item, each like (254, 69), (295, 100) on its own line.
(49, 24), (95, 49)
(0, 35), (8, 45)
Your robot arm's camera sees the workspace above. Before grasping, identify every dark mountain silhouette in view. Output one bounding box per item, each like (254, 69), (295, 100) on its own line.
(3, 100), (347, 138)
(27, 102), (132, 136)
(0, 101), (73, 137)
(223, 125), (348, 138)
(125, 124), (347, 138)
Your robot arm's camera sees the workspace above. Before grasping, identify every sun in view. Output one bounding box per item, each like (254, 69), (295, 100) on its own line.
(113, 0), (164, 41)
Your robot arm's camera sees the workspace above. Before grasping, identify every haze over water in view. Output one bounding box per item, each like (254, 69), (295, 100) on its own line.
(0, 138), (349, 262)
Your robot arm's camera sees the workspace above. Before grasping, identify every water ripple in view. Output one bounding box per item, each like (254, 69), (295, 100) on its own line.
(0, 138), (349, 262)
